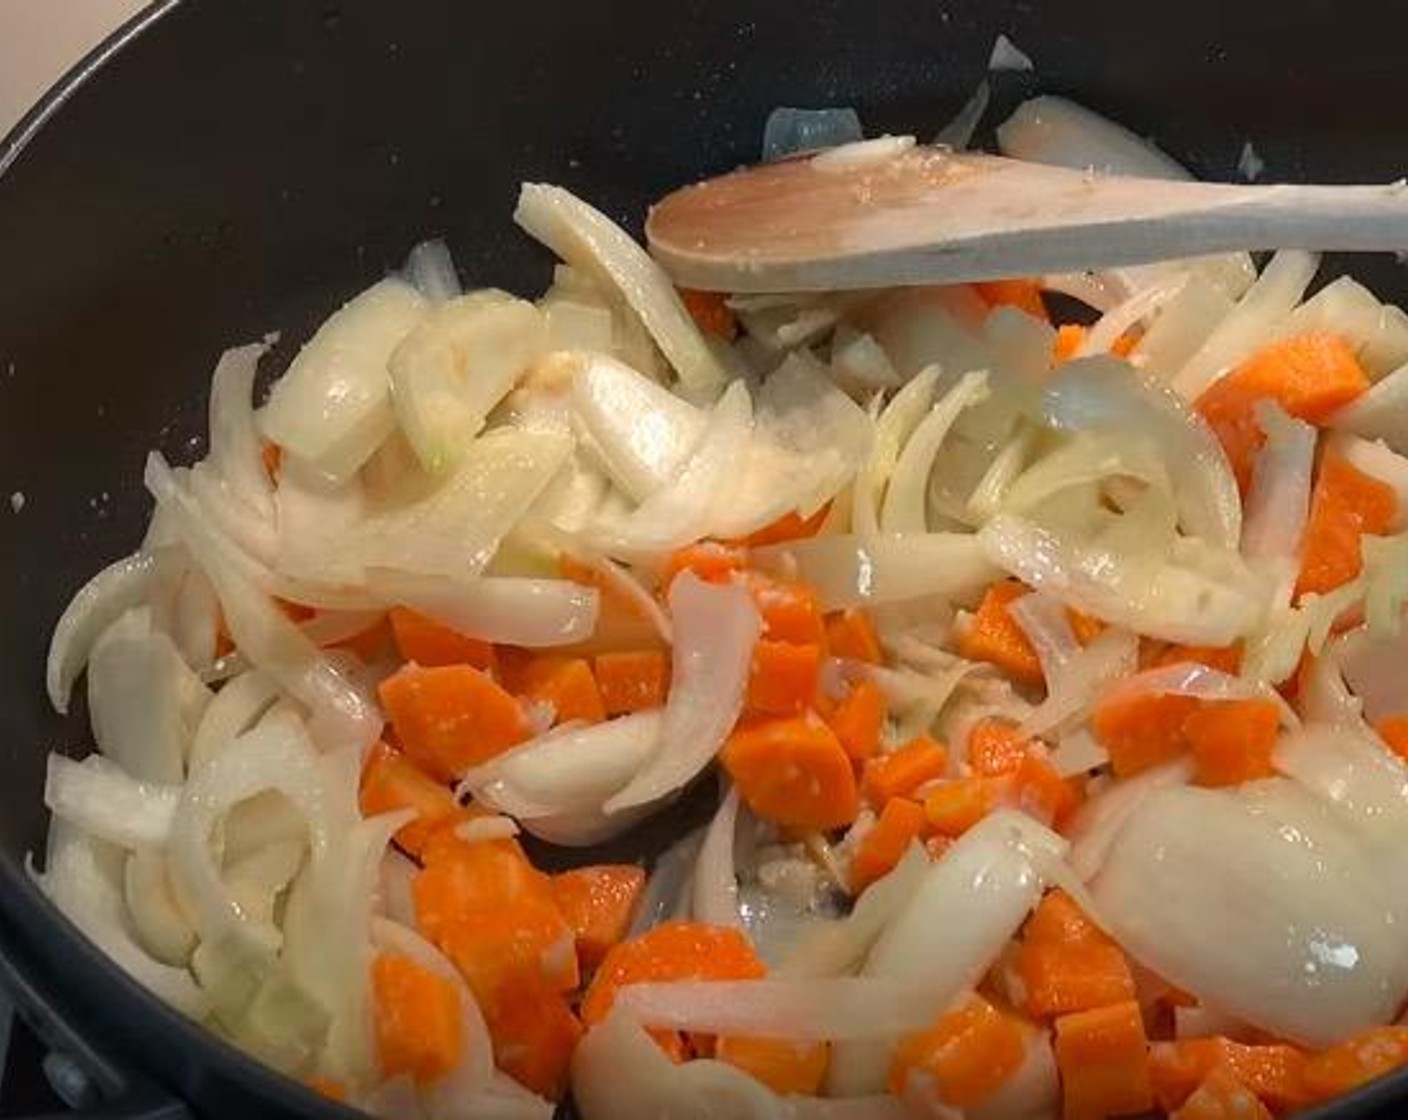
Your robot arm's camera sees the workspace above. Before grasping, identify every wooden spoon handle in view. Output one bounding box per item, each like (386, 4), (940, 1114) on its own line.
(646, 147), (1408, 292)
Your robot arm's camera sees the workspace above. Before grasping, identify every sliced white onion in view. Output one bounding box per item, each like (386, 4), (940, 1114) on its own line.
(979, 512), (1261, 646)
(1045, 356), (1241, 550)
(515, 184), (727, 392)
(461, 711), (661, 816)
(272, 451), (367, 585)
(988, 33), (1033, 71)
(1275, 275), (1408, 380)
(569, 352), (706, 501)
(606, 574), (760, 812)
(124, 847), (197, 966)
(1300, 630), (1370, 729)
(1078, 273), (1190, 357)
(1333, 432), (1408, 528)
(1006, 590), (1079, 683)
(377, 850), (419, 929)
(47, 549), (172, 714)
(389, 291), (549, 472)
(935, 80), (991, 150)
(36, 817), (208, 1018)
(997, 95), (1191, 180)
(853, 365), (941, 539)
(1001, 430), (1169, 522)
(1241, 402), (1316, 608)
(453, 815), (521, 844)
(882, 370), (990, 533)
(259, 278), (427, 483)
(189, 670), (281, 774)
(45, 754), (178, 849)
(88, 607), (210, 784)
(1332, 360), (1408, 455)
(828, 812), (1064, 1096)
(812, 135), (917, 174)
(1131, 275), (1237, 382)
(1047, 728), (1110, 779)
(207, 341), (275, 522)
(1100, 661), (1298, 729)
(692, 787), (742, 928)
(370, 570), (598, 648)
(1170, 250), (1320, 400)
(1018, 626), (1139, 739)
(1275, 723), (1408, 857)
(1067, 760), (1193, 881)
(753, 533), (998, 610)
(173, 568), (221, 673)
(1089, 780), (1408, 1047)
(617, 975), (934, 1041)
(762, 106), (864, 161)
(402, 239), (462, 304)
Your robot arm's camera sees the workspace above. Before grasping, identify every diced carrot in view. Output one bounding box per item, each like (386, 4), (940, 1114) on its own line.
(746, 640), (822, 716)
(304, 1076), (345, 1102)
(1054, 324), (1088, 365)
(1171, 1067), (1273, 1120)
(261, 441), (283, 484)
(580, 922), (764, 1060)
(923, 777), (1006, 838)
(1295, 449), (1398, 598)
(1185, 698), (1280, 788)
(1148, 642), (1244, 675)
(379, 664), (532, 781)
(1053, 1001), (1154, 1120)
(825, 608), (883, 664)
(957, 581), (1045, 687)
(1302, 1026), (1408, 1104)
(745, 573), (827, 645)
(1025, 890), (1102, 946)
(850, 798), (927, 893)
(1195, 332), (1370, 490)
(475, 967), (582, 1100)
(679, 288), (739, 341)
(862, 736), (949, 804)
(1148, 1038), (1309, 1113)
(592, 649), (669, 716)
(549, 864), (646, 971)
(716, 1035), (829, 1096)
(742, 506), (829, 547)
(661, 542), (748, 591)
(1091, 691), (1200, 778)
(889, 994), (1029, 1108)
(826, 678), (886, 762)
(976, 279), (1049, 321)
(721, 713), (860, 831)
(1067, 607), (1107, 645)
(278, 598), (318, 623)
(1017, 941), (1135, 1020)
(968, 718), (1030, 776)
(359, 739), (469, 858)
(1375, 714), (1408, 763)
(1111, 330), (1140, 358)
(515, 656), (606, 725)
(371, 951), (462, 1083)
(1011, 752), (1085, 829)
(388, 606), (497, 670)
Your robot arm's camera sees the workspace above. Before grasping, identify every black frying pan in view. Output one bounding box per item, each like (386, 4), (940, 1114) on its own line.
(2, 1), (1407, 1117)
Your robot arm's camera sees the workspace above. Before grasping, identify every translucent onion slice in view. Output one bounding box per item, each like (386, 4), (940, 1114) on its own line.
(515, 184), (727, 392)
(259, 278), (427, 483)
(605, 574), (760, 813)
(853, 365), (941, 539)
(1275, 723), (1408, 855)
(45, 754), (178, 850)
(1241, 402), (1316, 608)
(207, 341), (275, 521)
(369, 571), (598, 649)
(402, 239), (462, 305)
(881, 370), (989, 533)
(124, 848), (196, 966)
(1067, 760), (1193, 881)
(691, 786), (742, 928)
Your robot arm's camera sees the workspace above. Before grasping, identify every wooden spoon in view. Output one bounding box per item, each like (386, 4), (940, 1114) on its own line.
(646, 138), (1408, 292)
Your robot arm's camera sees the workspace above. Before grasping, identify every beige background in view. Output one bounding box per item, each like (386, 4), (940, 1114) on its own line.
(0, 0), (145, 138)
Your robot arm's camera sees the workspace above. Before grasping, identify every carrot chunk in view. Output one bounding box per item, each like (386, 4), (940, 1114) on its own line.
(679, 288), (739, 340)
(476, 968), (582, 1100)
(549, 864), (646, 971)
(1195, 332), (1370, 489)
(825, 608), (883, 664)
(862, 736), (949, 805)
(1185, 697), (1280, 787)
(662, 542), (748, 590)
(889, 994), (1029, 1108)
(1171, 1068), (1273, 1120)
(1054, 324), (1088, 365)
(371, 951), (462, 1083)
(826, 678), (886, 762)
(746, 639), (822, 716)
(1091, 691), (1200, 778)
(850, 798), (926, 893)
(1011, 752), (1085, 829)
(744, 572), (827, 645)
(359, 739), (469, 857)
(716, 1035), (829, 1096)
(1295, 448), (1398, 598)
(379, 664), (532, 780)
(1375, 713), (1408, 763)
(975, 279), (1048, 321)
(1149, 1038), (1309, 1114)
(1053, 1001), (1154, 1120)
(594, 649), (670, 715)
(721, 713), (860, 831)
(515, 656), (606, 725)
(957, 581), (1045, 686)
(922, 777), (1005, 838)
(388, 606), (497, 670)
(1025, 890), (1103, 945)
(968, 718), (1030, 776)
(1018, 890), (1134, 1020)
(742, 506), (829, 547)
(1303, 1026), (1408, 1104)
